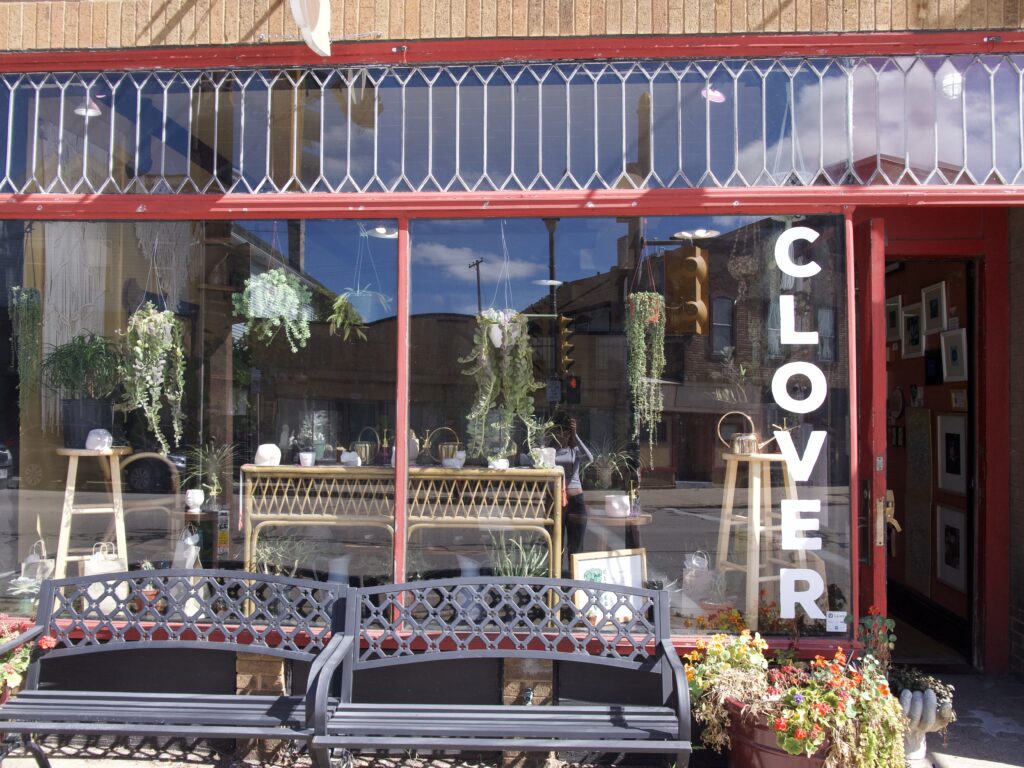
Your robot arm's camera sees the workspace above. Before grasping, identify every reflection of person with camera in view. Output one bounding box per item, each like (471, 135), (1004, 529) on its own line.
(551, 412), (592, 561)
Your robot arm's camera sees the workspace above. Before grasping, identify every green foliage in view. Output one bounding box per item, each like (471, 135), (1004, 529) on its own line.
(8, 286), (41, 414)
(122, 303), (186, 454)
(41, 331), (122, 400)
(487, 532), (549, 577)
(326, 294), (367, 341)
(857, 608), (897, 671)
(888, 665), (956, 722)
(232, 268), (312, 353)
(581, 437), (634, 489)
(459, 310), (543, 461)
(625, 292), (666, 464)
(182, 442), (236, 500)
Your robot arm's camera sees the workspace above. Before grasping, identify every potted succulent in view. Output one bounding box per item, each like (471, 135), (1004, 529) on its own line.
(41, 332), (122, 448)
(232, 268), (313, 353)
(133, 561), (163, 613)
(888, 666), (956, 759)
(182, 442), (236, 511)
(685, 632), (906, 768)
(625, 291), (666, 465)
(121, 303), (186, 455)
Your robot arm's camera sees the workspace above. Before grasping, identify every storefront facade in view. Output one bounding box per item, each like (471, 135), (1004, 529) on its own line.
(0, 7), (1018, 676)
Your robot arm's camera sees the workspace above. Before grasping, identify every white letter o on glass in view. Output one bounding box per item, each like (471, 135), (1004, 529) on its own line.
(772, 362), (828, 414)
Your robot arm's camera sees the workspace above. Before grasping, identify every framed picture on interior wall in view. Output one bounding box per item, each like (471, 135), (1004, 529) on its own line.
(941, 328), (968, 383)
(885, 296), (902, 343)
(571, 548), (648, 620)
(924, 349), (943, 385)
(901, 303), (924, 358)
(935, 505), (967, 592)
(951, 389), (968, 411)
(936, 413), (968, 495)
(921, 281), (947, 335)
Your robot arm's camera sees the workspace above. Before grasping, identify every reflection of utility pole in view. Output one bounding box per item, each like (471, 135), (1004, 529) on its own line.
(468, 258), (483, 315)
(543, 218), (560, 378)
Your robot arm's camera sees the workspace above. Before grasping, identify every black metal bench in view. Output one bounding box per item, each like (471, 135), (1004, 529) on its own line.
(309, 577), (691, 767)
(0, 570), (347, 768)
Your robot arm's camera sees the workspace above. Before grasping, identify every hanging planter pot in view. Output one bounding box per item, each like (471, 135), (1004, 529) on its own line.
(626, 291), (666, 465)
(487, 323), (503, 349)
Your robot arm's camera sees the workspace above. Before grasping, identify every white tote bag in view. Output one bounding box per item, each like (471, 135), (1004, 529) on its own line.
(83, 542), (128, 616)
(171, 527), (205, 618)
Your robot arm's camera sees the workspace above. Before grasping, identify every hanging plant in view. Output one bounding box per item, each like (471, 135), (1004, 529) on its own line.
(460, 309), (543, 462)
(626, 291), (666, 464)
(232, 268), (312, 353)
(326, 294), (367, 341)
(8, 286), (41, 414)
(122, 302), (186, 454)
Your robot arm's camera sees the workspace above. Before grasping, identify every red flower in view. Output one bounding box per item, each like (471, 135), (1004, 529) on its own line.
(815, 702), (831, 715)
(811, 724), (823, 737)
(773, 718), (788, 732)
(794, 728), (808, 740)
(37, 635), (57, 650)
(878, 683), (890, 697)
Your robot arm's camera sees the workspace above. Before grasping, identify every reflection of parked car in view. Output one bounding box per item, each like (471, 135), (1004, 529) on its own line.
(0, 443), (11, 489)
(123, 452), (185, 494)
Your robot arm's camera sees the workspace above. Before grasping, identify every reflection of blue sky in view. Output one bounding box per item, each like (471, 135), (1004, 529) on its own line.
(411, 216), (758, 316)
(236, 220), (399, 319)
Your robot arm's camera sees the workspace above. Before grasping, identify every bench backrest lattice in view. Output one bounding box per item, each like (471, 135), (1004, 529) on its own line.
(350, 577), (667, 672)
(38, 570), (346, 662)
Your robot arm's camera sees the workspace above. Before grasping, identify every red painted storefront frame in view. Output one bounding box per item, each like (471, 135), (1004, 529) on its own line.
(0, 32), (1014, 669)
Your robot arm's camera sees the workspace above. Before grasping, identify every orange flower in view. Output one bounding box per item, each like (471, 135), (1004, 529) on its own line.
(878, 683), (890, 697)
(37, 635), (57, 650)
(685, 665), (695, 682)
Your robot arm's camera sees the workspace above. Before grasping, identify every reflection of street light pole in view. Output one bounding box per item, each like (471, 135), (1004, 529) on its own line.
(468, 258), (483, 315)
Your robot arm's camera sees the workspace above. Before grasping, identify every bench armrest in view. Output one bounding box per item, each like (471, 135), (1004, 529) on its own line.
(658, 639), (692, 744)
(0, 625), (44, 658)
(305, 633), (353, 733)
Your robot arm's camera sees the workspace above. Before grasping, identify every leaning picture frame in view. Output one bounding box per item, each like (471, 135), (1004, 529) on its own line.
(936, 505), (967, 592)
(571, 548), (648, 621)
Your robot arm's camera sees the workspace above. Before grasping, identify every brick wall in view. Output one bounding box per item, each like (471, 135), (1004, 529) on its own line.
(1009, 208), (1024, 680)
(0, 0), (1022, 53)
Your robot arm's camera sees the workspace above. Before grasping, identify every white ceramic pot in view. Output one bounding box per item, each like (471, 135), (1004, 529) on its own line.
(604, 494), (631, 517)
(254, 443), (282, 466)
(488, 458), (510, 470)
(185, 489), (205, 512)
(298, 452), (316, 467)
(537, 447), (556, 469)
(487, 323), (503, 348)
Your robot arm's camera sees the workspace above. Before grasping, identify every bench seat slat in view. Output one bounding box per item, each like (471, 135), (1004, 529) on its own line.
(0, 721), (311, 740)
(326, 704), (680, 740)
(314, 736), (692, 753)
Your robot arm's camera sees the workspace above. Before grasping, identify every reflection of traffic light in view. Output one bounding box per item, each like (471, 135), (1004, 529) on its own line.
(670, 245), (708, 335)
(557, 315), (575, 376)
(566, 374), (581, 404)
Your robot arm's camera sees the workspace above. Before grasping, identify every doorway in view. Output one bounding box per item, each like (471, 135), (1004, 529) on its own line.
(884, 259), (974, 666)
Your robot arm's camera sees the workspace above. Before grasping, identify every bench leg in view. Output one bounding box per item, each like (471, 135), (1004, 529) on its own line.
(675, 750), (690, 768)
(312, 746), (353, 768)
(20, 735), (51, 768)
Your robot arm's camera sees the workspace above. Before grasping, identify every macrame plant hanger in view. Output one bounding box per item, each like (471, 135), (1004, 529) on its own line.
(488, 219), (517, 313)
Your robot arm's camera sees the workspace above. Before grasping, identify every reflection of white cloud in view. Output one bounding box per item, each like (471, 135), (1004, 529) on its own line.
(414, 242), (542, 282)
(579, 248), (596, 270)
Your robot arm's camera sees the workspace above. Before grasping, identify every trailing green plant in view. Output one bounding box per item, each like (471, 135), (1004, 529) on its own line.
(182, 442), (236, 500)
(232, 268), (312, 353)
(857, 606), (897, 672)
(41, 332), (122, 400)
(326, 294), (367, 341)
(625, 291), (666, 465)
(8, 286), (42, 414)
(581, 437), (634, 489)
(121, 302), (186, 455)
(487, 532), (549, 578)
(459, 309), (543, 461)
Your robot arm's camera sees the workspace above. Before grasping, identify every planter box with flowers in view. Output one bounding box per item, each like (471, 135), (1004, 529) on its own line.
(0, 622), (56, 704)
(685, 631), (906, 768)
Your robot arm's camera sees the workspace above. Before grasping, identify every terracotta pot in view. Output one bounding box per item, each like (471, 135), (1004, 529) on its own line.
(726, 699), (826, 768)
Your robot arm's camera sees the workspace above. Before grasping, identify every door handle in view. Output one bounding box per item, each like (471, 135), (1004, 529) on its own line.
(884, 490), (901, 533)
(875, 491), (901, 547)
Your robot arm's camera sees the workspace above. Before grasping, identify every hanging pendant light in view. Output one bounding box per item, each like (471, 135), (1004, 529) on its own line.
(74, 99), (102, 118)
(290, 0), (331, 57)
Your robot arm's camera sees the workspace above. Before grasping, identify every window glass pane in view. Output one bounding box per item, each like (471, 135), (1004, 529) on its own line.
(409, 214), (851, 637)
(0, 218), (397, 618)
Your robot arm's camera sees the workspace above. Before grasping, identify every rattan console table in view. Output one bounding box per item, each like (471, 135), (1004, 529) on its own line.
(241, 466), (563, 577)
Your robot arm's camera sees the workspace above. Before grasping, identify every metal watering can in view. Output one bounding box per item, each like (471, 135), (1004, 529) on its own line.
(716, 411), (777, 456)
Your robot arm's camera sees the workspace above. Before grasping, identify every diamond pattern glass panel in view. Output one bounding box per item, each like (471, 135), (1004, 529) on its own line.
(2, 55), (1023, 196)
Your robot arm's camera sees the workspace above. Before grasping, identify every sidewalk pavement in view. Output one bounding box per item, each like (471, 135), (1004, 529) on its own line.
(5, 672), (1024, 767)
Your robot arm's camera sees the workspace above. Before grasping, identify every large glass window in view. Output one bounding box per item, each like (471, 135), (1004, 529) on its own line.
(409, 215), (852, 636)
(0, 219), (397, 617)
